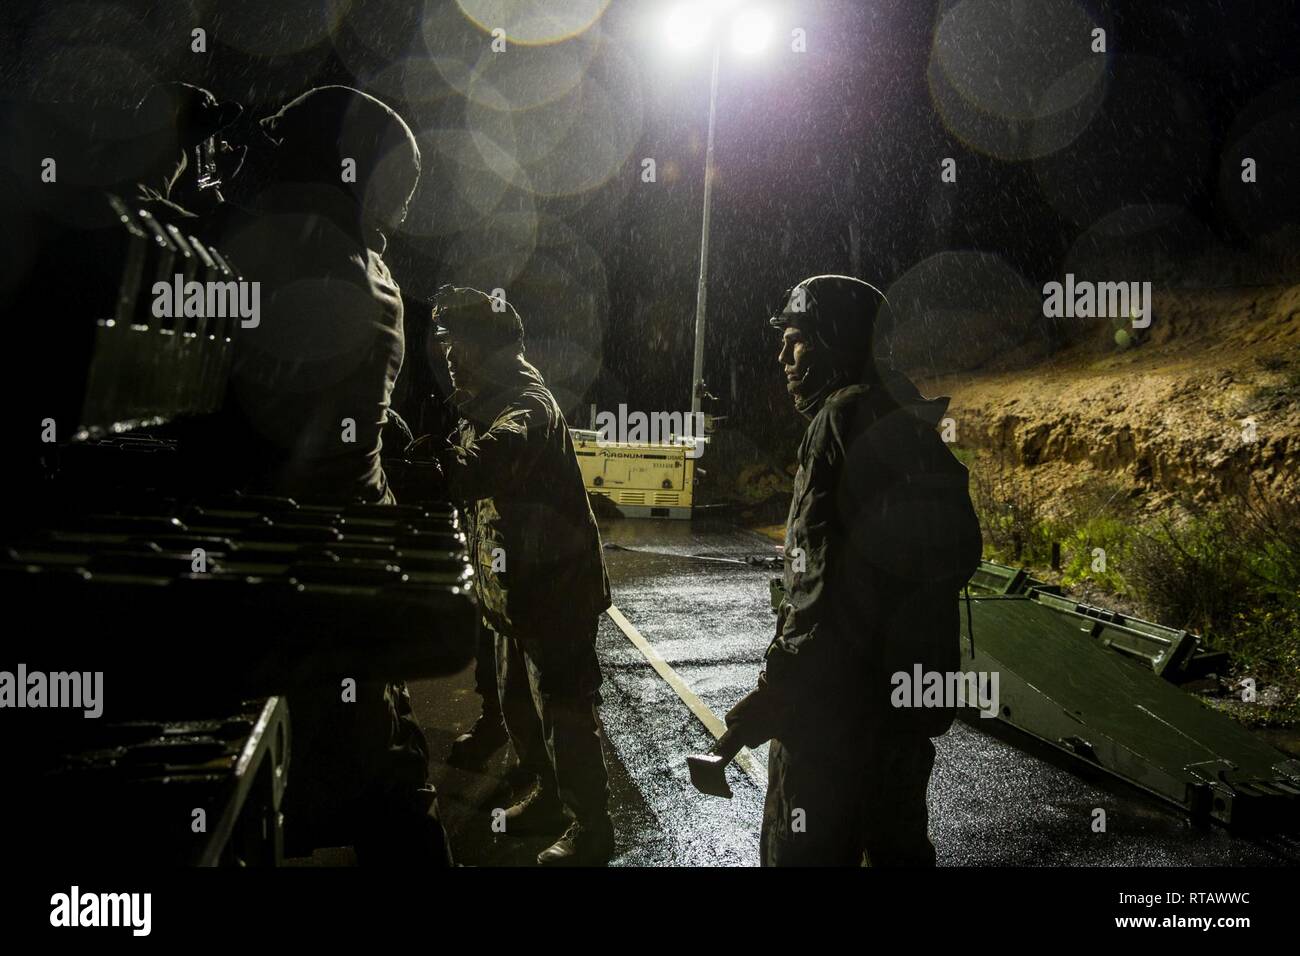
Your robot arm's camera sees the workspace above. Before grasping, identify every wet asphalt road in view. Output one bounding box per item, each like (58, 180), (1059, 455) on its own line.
(405, 517), (1300, 867)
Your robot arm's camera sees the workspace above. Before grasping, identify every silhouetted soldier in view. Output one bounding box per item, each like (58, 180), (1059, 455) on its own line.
(432, 286), (615, 866)
(213, 86), (450, 864)
(720, 275), (982, 866)
(132, 82), (243, 220)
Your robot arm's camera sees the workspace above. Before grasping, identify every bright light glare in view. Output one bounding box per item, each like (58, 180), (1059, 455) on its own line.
(664, 3), (712, 52)
(731, 9), (773, 55)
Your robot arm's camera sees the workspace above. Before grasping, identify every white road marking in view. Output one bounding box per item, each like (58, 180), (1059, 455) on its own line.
(605, 603), (768, 790)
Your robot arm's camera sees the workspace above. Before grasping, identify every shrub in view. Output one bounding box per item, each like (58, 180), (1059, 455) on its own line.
(1127, 511), (1250, 637)
(1059, 516), (1134, 593)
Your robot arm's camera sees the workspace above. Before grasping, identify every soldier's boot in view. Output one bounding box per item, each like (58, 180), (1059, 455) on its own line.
(536, 814), (615, 867)
(501, 781), (568, 836)
(447, 711), (508, 769)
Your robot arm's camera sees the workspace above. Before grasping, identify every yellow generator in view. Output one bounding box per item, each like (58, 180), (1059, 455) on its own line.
(571, 429), (698, 519)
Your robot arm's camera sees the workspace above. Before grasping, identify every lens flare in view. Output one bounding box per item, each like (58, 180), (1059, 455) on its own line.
(455, 0), (610, 46)
(929, 0), (1106, 160)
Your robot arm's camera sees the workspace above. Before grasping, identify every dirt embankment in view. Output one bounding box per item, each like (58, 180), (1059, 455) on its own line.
(922, 283), (1300, 514)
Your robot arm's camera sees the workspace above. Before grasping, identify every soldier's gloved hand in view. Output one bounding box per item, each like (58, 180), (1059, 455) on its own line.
(393, 450), (447, 500)
(711, 726), (744, 762)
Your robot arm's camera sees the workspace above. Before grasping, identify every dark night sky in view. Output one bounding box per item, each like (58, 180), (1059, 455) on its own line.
(1, 0), (1297, 457)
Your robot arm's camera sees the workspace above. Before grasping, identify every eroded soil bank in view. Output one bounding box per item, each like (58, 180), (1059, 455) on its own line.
(924, 283), (1300, 514)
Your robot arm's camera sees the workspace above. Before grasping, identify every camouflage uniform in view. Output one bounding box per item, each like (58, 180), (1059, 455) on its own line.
(440, 352), (612, 827)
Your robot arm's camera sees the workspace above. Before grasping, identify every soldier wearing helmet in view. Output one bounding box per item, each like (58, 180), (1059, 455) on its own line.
(431, 285), (615, 866)
(217, 85), (420, 501)
(719, 274), (983, 866)
(211, 86), (451, 865)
